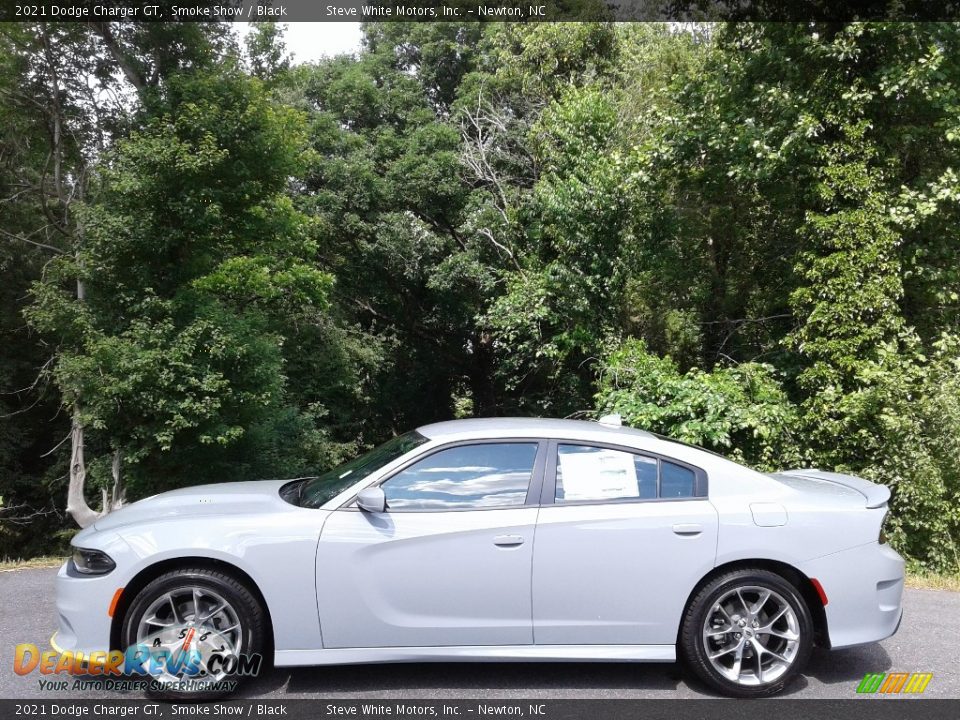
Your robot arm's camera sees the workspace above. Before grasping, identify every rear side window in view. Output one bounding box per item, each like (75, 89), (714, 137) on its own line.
(660, 460), (696, 498)
(555, 444), (698, 503)
(382, 442), (539, 510)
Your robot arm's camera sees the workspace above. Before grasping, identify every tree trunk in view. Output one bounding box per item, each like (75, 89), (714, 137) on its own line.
(90, 23), (148, 96)
(40, 26), (98, 529)
(66, 411), (126, 529)
(109, 448), (125, 510)
(66, 410), (100, 528)
(64, 275), (102, 528)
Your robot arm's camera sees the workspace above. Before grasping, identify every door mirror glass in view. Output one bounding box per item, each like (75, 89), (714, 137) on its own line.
(356, 486), (386, 513)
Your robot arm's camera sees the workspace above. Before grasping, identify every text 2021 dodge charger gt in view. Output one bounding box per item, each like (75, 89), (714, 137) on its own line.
(54, 417), (904, 698)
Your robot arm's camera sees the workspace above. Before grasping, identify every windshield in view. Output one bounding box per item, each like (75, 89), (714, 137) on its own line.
(298, 431), (429, 508)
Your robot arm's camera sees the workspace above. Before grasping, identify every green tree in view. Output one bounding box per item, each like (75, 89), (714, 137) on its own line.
(289, 27), (483, 429)
(615, 22), (960, 569)
(244, 22), (290, 82)
(595, 338), (801, 471)
(27, 70), (335, 511)
(3, 20), (960, 570)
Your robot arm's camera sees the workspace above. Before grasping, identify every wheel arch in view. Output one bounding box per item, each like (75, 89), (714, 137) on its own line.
(679, 558), (830, 649)
(109, 556), (275, 657)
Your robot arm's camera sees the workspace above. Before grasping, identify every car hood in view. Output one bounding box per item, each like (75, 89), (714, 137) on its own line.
(92, 479), (296, 532)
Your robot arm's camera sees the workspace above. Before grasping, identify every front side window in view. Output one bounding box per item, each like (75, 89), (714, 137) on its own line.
(555, 444), (697, 502)
(381, 442), (539, 510)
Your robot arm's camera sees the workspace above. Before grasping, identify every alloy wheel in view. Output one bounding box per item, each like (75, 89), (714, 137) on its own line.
(135, 585), (243, 685)
(701, 584), (801, 686)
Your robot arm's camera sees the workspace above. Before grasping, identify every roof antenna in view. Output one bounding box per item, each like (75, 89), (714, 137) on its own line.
(598, 413), (622, 426)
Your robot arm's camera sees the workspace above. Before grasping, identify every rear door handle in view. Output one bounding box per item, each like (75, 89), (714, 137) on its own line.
(493, 534), (525, 547)
(672, 523), (703, 536)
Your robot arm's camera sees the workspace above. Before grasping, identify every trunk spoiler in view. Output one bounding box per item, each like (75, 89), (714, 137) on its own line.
(777, 469), (891, 509)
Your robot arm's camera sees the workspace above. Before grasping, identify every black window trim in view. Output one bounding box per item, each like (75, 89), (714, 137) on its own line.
(338, 438), (549, 513)
(539, 438), (708, 507)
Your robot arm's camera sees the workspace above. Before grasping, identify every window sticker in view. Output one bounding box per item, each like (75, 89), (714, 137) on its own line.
(558, 448), (639, 500)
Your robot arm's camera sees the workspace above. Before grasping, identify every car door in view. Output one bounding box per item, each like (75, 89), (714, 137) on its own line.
(532, 440), (719, 646)
(317, 440), (546, 648)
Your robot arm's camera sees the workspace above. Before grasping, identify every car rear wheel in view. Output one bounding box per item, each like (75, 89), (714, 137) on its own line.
(680, 568), (813, 697)
(120, 567), (266, 700)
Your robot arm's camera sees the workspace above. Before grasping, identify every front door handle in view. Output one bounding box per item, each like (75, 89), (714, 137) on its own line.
(672, 523), (703, 536)
(493, 534), (525, 547)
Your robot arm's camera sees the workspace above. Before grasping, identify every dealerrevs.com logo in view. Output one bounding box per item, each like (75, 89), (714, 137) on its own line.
(856, 672), (934, 694)
(15, 624), (262, 693)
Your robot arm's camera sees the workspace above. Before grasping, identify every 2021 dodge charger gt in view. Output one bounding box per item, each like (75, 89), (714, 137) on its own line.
(54, 417), (904, 698)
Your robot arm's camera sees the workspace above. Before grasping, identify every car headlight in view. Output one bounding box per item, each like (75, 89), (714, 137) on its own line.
(72, 547), (116, 575)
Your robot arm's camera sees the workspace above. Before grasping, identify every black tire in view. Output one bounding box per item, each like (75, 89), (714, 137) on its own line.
(680, 568), (813, 698)
(120, 567), (266, 701)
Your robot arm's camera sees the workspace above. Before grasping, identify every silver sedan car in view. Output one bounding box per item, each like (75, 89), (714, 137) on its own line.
(54, 417), (904, 698)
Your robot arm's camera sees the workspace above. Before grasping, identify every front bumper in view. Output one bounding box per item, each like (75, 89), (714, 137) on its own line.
(800, 541), (904, 649)
(53, 533), (134, 655)
(54, 560), (122, 655)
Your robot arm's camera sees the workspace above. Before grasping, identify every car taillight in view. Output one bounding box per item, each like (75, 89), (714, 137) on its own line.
(879, 513), (889, 544)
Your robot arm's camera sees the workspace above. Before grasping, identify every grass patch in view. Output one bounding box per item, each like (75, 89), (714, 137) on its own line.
(0, 555), (65, 572)
(906, 571), (960, 592)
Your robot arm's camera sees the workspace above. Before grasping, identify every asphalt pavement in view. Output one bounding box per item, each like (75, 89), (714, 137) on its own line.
(1, 567), (957, 699)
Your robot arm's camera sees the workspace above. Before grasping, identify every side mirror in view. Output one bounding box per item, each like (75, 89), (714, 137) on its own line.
(356, 487), (386, 513)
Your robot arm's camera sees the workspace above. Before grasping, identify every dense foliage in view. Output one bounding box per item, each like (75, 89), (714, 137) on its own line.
(1, 21), (958, 571)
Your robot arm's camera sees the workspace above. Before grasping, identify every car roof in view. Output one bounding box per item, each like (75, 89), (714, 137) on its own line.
(416, 417), (656, 442)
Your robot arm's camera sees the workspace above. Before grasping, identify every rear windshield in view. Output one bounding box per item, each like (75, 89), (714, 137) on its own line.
(298, 431), (429, 508)
(648, 431), (727, 459)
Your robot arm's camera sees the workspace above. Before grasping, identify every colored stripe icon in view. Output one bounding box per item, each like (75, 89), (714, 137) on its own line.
(857, 672), (933, 694)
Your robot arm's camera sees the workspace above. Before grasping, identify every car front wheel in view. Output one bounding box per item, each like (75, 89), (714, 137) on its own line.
(680, 568), (813, 697)
(120, 567), (266, 700)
